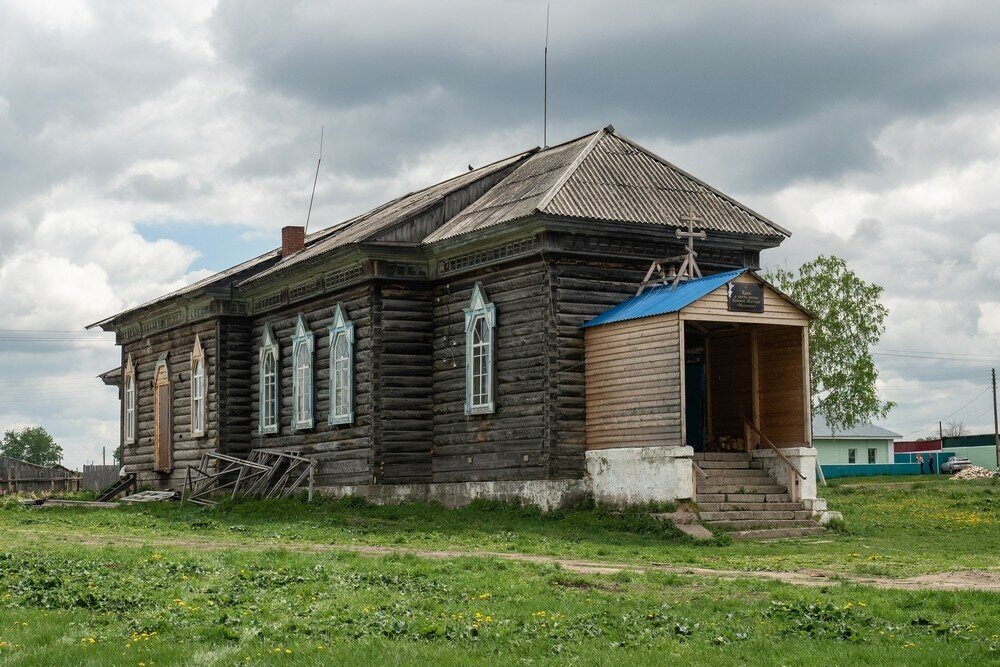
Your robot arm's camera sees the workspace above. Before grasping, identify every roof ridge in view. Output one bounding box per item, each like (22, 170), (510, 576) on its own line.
(535, 127), (608, 214)
(607, 129), (792, 238)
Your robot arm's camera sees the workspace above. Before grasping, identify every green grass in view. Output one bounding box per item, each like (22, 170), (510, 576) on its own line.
(3, 474), (999, 577)
(1, 474), (999, 663)
(1, 537), (998, 665)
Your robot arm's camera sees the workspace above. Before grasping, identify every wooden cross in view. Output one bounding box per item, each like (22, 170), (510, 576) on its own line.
(677, 204), (707, 255)
(669, 204), (706, 287)
(634, 203), (708, 294)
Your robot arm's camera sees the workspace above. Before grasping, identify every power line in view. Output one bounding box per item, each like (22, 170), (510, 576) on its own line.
(897, 386), (992, 438)
(877, 347), (1000, 359)
(873, 352), (1000, 363)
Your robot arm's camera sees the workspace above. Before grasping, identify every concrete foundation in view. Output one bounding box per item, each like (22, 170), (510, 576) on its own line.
(585, 445), (694, 507)
(315, 478), (591, 512)
(751, 447), (818, 502)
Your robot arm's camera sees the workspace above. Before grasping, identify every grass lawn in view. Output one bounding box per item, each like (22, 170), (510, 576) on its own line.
(0, 474), (998, 664)
(3, 474), (998, 577)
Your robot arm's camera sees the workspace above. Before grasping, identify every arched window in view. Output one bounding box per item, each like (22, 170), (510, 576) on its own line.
(123, 354), (136, 444)
(291, 314), (314, 430)
(464, 283), (496, 415)
(258, 324), (279, 434)
(328, 304), (354, 425)
(190, 335), (206, 436)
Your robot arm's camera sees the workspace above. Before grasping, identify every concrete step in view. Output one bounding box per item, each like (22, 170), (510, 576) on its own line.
(698, 502), (806, 512)
(699, 510), (814, 521)
(696, 459), (753, 469)
(697, 484), (787, 495)
(705, 519), (820, 530)
(692, 452), (752, 461)
(700, 468), (771, 478)
(728, 526), (828, 541)
(698, 470), (778, 486)
(696, 493), (792, 503)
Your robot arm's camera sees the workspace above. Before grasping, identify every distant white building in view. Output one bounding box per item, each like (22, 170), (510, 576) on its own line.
(812, 415), (899, 466)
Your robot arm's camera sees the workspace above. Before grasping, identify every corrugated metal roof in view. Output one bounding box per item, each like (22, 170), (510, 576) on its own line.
(427, 127), (789, 243)
(581, 269), (747, 329)
(239, 151), (533, 286)
(422, 132), (599, 243)
(812, 415), (901, 439)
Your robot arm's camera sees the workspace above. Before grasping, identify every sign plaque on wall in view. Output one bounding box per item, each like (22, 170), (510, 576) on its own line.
(727, 282), (764, 313)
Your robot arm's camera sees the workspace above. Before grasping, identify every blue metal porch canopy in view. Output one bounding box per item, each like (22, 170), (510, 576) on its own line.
(581, 268), (748, 329)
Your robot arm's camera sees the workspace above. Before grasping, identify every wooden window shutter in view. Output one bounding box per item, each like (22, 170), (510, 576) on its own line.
(153, 361), (173, 472)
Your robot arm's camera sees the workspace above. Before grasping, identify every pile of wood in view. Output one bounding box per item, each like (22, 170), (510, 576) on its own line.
(951, 466), (999, 480)
(182, 449), (316, 506)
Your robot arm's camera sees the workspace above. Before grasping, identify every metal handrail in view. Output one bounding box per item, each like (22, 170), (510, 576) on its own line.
(742, 416), (807, 481)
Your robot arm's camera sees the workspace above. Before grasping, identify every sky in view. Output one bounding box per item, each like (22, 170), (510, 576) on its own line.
(2, 0), (1000, 468)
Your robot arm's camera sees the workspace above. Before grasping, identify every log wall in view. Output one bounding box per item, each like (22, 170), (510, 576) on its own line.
(431, 260), (550, 482)
(376, 282), (435, 483)
(548, 259), (651, 473)
(248, 284), (376, 486)
(122, 319), (219, 489)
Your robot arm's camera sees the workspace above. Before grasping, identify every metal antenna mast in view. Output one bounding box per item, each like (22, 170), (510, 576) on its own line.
(304, 125), (324, 234)
(543, 4), (550, 148)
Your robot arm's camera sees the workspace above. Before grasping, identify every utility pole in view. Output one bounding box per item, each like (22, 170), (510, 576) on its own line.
(993, 368), (999, 468)
(939, 421), (943, 440)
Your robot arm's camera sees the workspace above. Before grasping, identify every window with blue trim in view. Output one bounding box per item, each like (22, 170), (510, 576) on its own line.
(328, 304), (355, 425)
(464, 283), (496, 415)
(291, 314), (314, 430)
(258, 324), (279, 434)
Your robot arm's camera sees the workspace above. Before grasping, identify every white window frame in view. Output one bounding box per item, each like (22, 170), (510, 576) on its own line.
(868, 448), (877, 464)
(464, 283), (496, 415)
(123, 354), (137, 445)
(190, 335), (207, 437)
(258, 324), (280, 435)
(848, 448), (857, 464)
(291, 314), (315, 430)
(328, 304), (355, 425)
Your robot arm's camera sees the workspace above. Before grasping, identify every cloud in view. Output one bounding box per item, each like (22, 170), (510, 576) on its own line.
(3, 1), (1000, 463)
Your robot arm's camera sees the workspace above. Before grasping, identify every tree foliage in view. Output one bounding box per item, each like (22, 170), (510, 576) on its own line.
(1, 426), (63, 467)
(766, 255), (894, 432)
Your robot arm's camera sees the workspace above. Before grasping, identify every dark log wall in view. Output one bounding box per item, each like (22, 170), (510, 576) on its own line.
(547, 257), (651, 477)
(432, 260), (550, 482)
(122, 319), (219, 488)
(375, 282), (435, 483)
(248, 284), (376, 486)
(217, 317), (252, 453)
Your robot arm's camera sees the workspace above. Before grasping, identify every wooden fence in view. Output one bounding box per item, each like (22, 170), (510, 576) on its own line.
(82, 464), (121, 491)
(0, 456), (81, 494)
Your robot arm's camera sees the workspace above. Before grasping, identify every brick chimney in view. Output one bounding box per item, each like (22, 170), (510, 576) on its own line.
(281, 226), (305, 257)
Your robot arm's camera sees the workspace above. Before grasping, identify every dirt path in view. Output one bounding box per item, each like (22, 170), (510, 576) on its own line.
(18, 528), (1000, 593)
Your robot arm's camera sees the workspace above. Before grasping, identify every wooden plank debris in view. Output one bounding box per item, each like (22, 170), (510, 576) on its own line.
(182, 449), (316, 506)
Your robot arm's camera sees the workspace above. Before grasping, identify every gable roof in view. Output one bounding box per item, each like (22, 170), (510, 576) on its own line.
(581, 268), (748, 328)
(812, 415), (901, 439)
(426, 126), (790, 243)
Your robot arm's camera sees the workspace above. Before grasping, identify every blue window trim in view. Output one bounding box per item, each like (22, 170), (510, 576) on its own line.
(328, 303), (355, 426)
(464, 283), (496, 416)
(291, 314), (315, 430)
(258, 324), (280, 435)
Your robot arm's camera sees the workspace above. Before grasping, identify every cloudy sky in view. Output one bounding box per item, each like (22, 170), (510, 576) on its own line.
(3, 0), (1000, 467)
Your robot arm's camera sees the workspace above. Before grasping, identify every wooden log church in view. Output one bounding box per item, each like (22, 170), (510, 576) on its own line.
(91, 125), (827, 517)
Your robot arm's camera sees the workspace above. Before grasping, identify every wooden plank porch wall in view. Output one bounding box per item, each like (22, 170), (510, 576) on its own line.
(583, 313), (683, 450)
